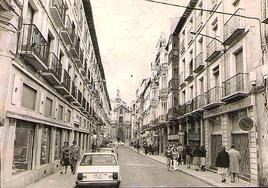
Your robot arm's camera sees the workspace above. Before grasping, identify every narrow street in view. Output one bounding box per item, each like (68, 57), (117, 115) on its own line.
(26, 146), (210, 188)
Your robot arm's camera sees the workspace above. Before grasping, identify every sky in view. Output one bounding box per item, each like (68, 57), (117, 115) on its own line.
(91, 0), (188, 104)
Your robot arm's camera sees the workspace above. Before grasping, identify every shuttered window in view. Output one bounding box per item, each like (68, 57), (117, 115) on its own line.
(21, 84), (37, 110)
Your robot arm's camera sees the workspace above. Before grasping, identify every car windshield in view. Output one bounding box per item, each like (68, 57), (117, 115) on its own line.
(80, 154), (117, 166)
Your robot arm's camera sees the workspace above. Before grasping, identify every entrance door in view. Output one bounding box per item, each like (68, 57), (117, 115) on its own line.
(211, 135), (222, 169)
(232, 133), (250, 178)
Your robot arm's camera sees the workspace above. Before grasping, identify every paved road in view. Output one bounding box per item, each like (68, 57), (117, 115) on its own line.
(26, 146), (210, 187)
(119, 146), (210, 187)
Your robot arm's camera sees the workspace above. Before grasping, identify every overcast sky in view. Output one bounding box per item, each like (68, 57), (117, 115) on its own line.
(91, 0), (187, 104)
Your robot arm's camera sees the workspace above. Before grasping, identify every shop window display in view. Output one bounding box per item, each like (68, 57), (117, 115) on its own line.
(40, 126), (51, 165)
(54, 129), (62, 160)
(12, 120), (35, 174)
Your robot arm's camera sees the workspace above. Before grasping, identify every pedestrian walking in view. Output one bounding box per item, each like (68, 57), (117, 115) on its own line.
(228, 144), (241, 183)
(144, 142), (148, 155)
(177, 143), (184, 165)
(70, 141), (80, 175)
(165, 146), (173, 171)
(185, 145), (192, 169)
(216, 146), (230, 183)
(192, 145), (201, 171)
(172, 147), (178, 171)
(60, 142), (70, 174)
(200, 146), (207, 171)
(136, 141), (140, 153)
(148, 144), (153, 155)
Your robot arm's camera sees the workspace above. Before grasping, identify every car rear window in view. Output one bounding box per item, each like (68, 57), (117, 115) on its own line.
(80, 154), (117, 166)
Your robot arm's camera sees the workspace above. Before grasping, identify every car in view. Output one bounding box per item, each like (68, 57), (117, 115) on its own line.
(118, 141), (124, 146)
(76, 152), (121, 188)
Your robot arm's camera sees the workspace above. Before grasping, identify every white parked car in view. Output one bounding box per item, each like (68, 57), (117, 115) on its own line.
(76, 152), (121, 188)
(118, 141), (124, 146)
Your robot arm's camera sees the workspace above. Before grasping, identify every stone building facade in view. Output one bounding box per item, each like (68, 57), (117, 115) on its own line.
(0, 0), (111, 187)
(110, 90), (131, 142)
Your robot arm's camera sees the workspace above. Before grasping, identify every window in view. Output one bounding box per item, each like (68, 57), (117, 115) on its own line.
(119, 108), (123, 114)
(66, 110), (71, 122)
(58, 105), (63, 120)
(235, 49), (243, 73)
(12, 120), (35, 174)
(40, 126), (51, 165)
(21, 84), (37, 110)
(45, 97), (53, 117)
(80, 154), (117, 166)
(54, 129), (62, 160)
(119, 116), (123, 123)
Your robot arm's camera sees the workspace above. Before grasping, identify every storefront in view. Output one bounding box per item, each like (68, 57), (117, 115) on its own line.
(204, 97), (258, 182)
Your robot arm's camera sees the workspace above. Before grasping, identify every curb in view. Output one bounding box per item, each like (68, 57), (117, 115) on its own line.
(129, 146), (217, 187)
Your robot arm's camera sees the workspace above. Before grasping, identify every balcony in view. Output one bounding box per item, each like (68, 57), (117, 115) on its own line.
(180, 39), (185, 54)
(168, 107), (179, 120)
(85, 72), (90, 84)
(66, 82), (78, 104)
(223, 9), (245, 45)
(80, 62), (87, 77)
(77, 90), (83, 105)
(50, 0), (66, 27)
(187, 27), (194, 45)
(206, 39), (221, 62)
(192, 94), (205, 114)
(179, 72), (186, 88)
(222, 73), (249, 102)
(263, 0), (268, 23)
(55, 70), (70, 95)
(42, 52), (62, 85)
(211, 0), (218, 10)
(20, 24), (49, 71)
(196, 13), (203, 30)
(185, 67), (194, 82)
(184, 101), (193, 117)
(178, 104), (186, 117)
(159, 114), (168, 122)
(70, 36), (79, 58)
(150, 98), (158, 107)
(168, 78), (179, 92)
(193, 52), (204, 73)
(161, 63), (168, 73)
(169, 49), (179, 61)
(74, 48), (83, 68)
(60, 16), (73, 45)
(203, 86), (223, 110)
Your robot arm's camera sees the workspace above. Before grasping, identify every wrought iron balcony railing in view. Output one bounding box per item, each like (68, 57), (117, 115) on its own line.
(43, 52), (62, 83)
(205, 86), (221, 105)
(223, 9), (245, 45)
(206, 39), (221, 62)
(222, 73), (249, 100)
(20, 24), (49, 70)
(194, 52), (204, 73)
(50, 0), (67, 26)
(192, 94), (206, 111)
(179, 71), (186, 87)
(61, 69), (71, 91)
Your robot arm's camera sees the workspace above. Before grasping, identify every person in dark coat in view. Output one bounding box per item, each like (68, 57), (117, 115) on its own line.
(60, 142), (70, 174)
(200, 146), (207, 171)
(185, 145), (192, 169)
(192, 145), (202, 171)
(216, 146), (230, 183)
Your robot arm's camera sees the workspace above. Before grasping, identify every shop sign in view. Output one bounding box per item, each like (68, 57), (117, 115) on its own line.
(239, 117), (253, 131)
(204, 97), (252, 118)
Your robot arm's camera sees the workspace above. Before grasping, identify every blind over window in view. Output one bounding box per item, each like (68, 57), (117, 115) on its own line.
(21, 84), (36, 110)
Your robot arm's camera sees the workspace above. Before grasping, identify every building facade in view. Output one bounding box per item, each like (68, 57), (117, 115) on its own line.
(168, 0), (264, 184)
(0, 0), (111, 187)
(110, 90), (131, 142)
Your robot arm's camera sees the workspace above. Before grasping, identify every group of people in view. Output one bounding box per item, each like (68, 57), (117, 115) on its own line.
(143, 142), (159, 155)
(216, 145), (241, 183)
(60, 141), (80, 175)
(164, 143), (241, 183)
(165, 144), (206, 172)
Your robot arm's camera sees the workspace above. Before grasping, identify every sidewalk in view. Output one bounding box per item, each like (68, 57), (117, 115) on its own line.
(131, 147), (257, 187)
